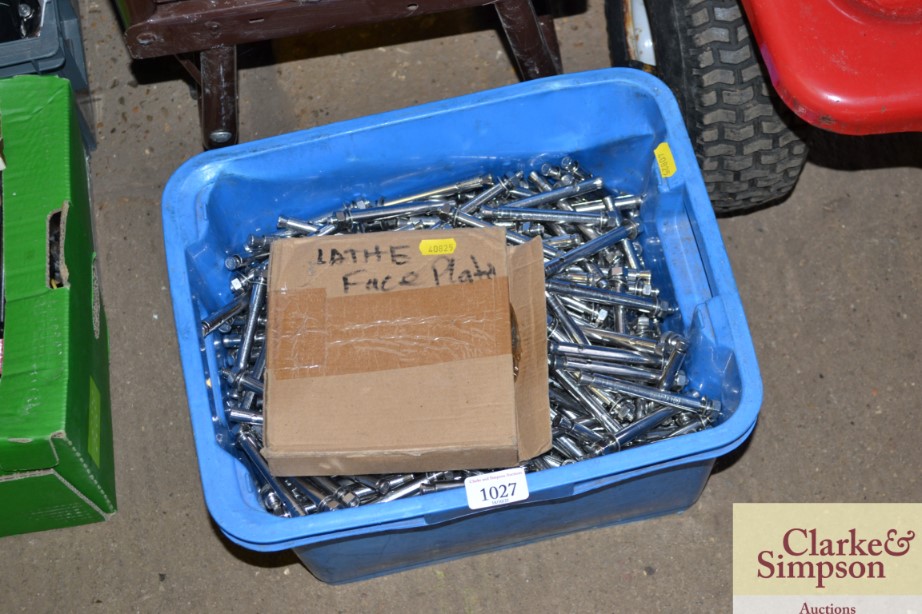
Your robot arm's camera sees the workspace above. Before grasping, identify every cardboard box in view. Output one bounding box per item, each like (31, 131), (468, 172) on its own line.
(262, 227), (551, 476)
(0, 76), (115, 537)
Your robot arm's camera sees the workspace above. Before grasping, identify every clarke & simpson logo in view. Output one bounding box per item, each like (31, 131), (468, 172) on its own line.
(756, 527), (915, 589)
(733, 504), (922, 614)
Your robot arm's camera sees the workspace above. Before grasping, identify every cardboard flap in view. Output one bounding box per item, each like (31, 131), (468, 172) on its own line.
(0, 435), (59, 473)
(267, 227), (512, 379)
(269, 227), (509, 297)
(264, 358), (518, 471)
(263, 433), (522, 477)
(507, 237), (552, 460)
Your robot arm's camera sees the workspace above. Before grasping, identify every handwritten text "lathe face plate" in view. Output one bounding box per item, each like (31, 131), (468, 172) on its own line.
(314, 245), (497, 295)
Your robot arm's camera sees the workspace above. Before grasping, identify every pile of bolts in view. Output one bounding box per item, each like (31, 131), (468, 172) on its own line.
(202, 156), (721, 517)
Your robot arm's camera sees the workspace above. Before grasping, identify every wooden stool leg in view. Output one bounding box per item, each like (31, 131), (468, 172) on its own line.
(536, 13), (562, 74)
(199, 45), (239, 149)
(494, 0), (560, 80)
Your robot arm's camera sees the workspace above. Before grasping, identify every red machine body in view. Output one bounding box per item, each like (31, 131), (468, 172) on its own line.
(741, 0), (922, 134)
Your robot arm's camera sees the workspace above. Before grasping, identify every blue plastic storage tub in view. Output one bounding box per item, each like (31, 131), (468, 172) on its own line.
(162, 68), (762, 584)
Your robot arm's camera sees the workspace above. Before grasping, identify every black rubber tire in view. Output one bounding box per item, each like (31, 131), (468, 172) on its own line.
(605, 0), (808, 213)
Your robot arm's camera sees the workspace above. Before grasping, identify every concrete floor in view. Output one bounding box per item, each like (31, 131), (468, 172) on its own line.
(4, 0), (922, 611)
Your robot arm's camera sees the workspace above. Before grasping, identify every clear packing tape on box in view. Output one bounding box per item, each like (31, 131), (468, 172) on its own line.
(261, 227), (552, 476)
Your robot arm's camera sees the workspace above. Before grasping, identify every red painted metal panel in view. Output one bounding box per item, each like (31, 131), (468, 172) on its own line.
(741, 0), (922, 134)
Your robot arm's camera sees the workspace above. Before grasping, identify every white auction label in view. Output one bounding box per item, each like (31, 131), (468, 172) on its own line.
(464, 467), (529, 510)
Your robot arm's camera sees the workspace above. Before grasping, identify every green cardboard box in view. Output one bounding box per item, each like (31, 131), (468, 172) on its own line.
(0, 76), (116, 536)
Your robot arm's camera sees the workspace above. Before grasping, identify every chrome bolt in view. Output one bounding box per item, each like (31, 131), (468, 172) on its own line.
(376, 472), (448, 503)
(575, 372), (719, 415)
(543, 220), (639, 277)
(553, 369), (623, 437)
(546, 292), (589, 345)
(201, 295), (248, 338)
(381, 175), (492, 207)
(481, 205), (614, 228)
(277, 215), (320, 235)
(545, 278), (674, 318)
(594, 407), (680, 455)
(551, 356), (662, 385)
(236, 428), (307, 517)
(234, 273), (267, 374)
(503, 177), (604, 210)
(549, 340), (663, 367)
(335, 200), (445, 225)
(457, 173), (518, 214)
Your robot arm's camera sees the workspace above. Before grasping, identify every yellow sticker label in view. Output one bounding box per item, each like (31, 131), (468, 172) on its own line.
(419, 238), (457, 256)
(654, 142), (677, 178)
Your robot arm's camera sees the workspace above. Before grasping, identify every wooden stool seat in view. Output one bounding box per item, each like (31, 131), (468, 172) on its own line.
(119, 0), (561, 148)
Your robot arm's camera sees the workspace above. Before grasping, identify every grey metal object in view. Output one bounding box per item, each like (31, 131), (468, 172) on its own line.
(595, 407), (681, 454)
(234, 273), (267, 374)
(481, 205), (614, 228)
(439, 204), (561, 258)
(575, 372), (719, 416)
(501, 177), (604, 210)
(376, 472), (449, 503)
(381, 175), (493, 207)
(226, 408), (264, 425)
(542, 234), (582, 249)
(546, 292), (590, 345)
(549, 340), (663, 367)
(551, 355), (662, 384)
(236, 427), (307, 517)
(543, 221), (638, 277)
(201, 294), (248, 337)
(277, 216), (320, 235)
(335, 201), (446, 225)
(457, 173), (518, 214)
(553, 368), (624, 438)
(545, 278), (674, 317)
(201, 156), (718, 517)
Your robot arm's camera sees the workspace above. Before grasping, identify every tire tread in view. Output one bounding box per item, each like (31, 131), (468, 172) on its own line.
(679, 0), (807, 211)
(606, 0), (807, 212)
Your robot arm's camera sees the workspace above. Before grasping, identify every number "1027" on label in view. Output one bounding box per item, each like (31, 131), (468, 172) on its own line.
(464, 467), (529, 510)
